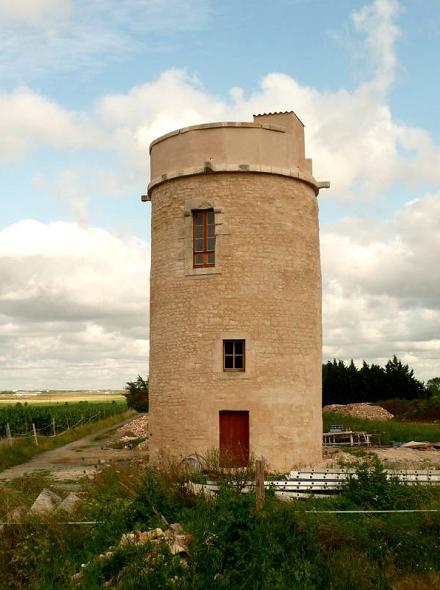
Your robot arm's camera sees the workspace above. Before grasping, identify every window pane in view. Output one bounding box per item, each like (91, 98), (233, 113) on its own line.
(235, 356), (244, 369)
(234, 341), (243, 355)
(224, 355), (234, 369)
(207, 237), (215, 251)
(194, 254), (203, 266)
(195, 224), (203, 238)
(224, 341), (233, 355)
(194, 212), (204, 225)
(194, 238), (204, 252)
(207, 210), (214, 224)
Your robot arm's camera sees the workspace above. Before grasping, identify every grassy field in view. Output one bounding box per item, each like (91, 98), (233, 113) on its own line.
(0, 390), (125, 405)
(0, 458), (439, 589)
(323, 411), (440, 445)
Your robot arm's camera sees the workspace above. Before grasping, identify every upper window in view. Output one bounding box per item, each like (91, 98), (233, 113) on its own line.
(193, 209), (215, 268)
(223, 340), (245, 371)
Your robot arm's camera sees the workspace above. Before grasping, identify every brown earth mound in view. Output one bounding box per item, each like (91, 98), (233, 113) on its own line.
(323, 403), (394, 421)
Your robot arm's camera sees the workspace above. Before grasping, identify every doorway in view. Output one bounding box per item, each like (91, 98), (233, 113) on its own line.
(219, 410), (249, 467)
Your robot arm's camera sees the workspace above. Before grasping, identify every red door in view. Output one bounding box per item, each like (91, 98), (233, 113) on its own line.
(219, 410), (249, 467)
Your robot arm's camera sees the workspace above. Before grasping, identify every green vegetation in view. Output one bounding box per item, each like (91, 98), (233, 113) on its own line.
(323, 412), (440, 445)
(0, 409), (133, 472)
(1, 458), (439, 589)
(427, 377), (440, 400)
(0, 399), (127, 437)
(123, 376), (149, 413)
(379, 397), (440, 421)
(323, 356), (427, 405)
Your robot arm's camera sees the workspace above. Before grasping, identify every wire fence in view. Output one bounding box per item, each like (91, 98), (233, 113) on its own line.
(0, 402), (127, 446)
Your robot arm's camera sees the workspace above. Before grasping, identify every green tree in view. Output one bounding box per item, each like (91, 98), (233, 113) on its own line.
(384, 355), (426, 400)
(322, 355), (426, 405)
(123, 375), (149, 412)
(427, 377), (440, 399)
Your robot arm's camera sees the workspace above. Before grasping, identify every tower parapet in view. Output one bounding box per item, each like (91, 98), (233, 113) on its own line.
(147, 112), (328, 198)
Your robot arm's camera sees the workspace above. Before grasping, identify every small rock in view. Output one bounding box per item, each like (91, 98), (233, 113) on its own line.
(29, 489), (62, 515)
(119, 528), (164, 548)
(55, 492), (82, 515)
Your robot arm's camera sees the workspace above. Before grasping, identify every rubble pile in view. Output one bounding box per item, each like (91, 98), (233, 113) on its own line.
(323, 403), (394, 421)
(116, 415), (149, 438)
(72, 523), (191, 584)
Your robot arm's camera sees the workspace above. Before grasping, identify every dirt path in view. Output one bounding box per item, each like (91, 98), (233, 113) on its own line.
(0, 416), (147, 483)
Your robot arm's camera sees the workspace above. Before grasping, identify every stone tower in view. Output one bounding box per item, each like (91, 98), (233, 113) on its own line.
(144, 112), (329, 471)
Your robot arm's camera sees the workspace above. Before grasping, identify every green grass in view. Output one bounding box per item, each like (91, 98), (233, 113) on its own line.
(0, 458), (439, 590)
(323, 412), (440, 445)
(0, 410), (135, 472)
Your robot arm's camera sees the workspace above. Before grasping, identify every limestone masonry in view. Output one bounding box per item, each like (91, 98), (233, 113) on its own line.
(145, 112), (329, 471)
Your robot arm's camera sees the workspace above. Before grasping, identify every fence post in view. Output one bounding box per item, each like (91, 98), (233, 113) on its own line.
(51, 416), (56, 436)
(32, 423), (39, 446)
(255, 459), (265, 512)
(6, 423), (13, 447)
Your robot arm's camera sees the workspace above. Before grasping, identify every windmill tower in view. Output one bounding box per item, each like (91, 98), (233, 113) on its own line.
(143, 112), (329, 470)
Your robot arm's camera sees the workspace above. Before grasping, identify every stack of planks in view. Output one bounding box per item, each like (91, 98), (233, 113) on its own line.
(200, 469), (440, 499)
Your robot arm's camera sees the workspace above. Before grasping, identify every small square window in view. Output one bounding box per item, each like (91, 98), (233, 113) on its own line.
(223, 340), (245, 372)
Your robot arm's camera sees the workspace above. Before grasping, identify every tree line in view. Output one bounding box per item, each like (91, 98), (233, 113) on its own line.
(322, 355), (436, 406)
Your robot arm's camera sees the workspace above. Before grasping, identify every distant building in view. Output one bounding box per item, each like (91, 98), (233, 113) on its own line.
(144, 112), (329, 470)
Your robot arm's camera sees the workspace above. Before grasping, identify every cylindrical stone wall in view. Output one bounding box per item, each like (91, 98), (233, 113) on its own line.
(147, 113), (325, 471)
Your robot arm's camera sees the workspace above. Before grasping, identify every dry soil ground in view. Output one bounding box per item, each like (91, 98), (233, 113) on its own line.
(0, 415), (148, 483)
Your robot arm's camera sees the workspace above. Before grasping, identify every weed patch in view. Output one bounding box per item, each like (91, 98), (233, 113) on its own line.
(0, 459), (439, 589)
(323, 412), (440, 444)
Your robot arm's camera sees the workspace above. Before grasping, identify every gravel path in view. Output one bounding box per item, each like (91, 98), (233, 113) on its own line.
(0, 415), (148, 483)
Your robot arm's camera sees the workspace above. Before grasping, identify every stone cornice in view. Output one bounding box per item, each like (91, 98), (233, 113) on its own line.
(146, 163), (326, 198)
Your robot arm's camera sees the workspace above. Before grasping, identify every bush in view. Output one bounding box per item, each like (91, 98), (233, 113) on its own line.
(339, 455), (425, 510)
(123, 376), (149, 412)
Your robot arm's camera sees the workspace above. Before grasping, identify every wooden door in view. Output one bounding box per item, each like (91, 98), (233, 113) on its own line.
(219, 410), (249, 467)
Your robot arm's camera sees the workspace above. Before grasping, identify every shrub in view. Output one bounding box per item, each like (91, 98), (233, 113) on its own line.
(123, 376), (149, 412)
(339, 455), (429, 510)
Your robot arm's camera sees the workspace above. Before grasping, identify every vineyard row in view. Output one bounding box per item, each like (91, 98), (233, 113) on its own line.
(0, 401), (127, 437)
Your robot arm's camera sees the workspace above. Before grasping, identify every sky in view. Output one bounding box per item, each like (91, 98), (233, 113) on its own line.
(1, 0), (440, 389)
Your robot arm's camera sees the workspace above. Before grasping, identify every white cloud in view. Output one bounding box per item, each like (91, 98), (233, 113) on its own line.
(4, 1), (440, 201)
(0, 87), (104, 160)
(0, 0), (71, 27)
(322, 192), (440, 379)
(0, 0), (212, 79)
(351, 0), (401, 91)
(1, 0), (440, 386)
(0, 220), (149, 388)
